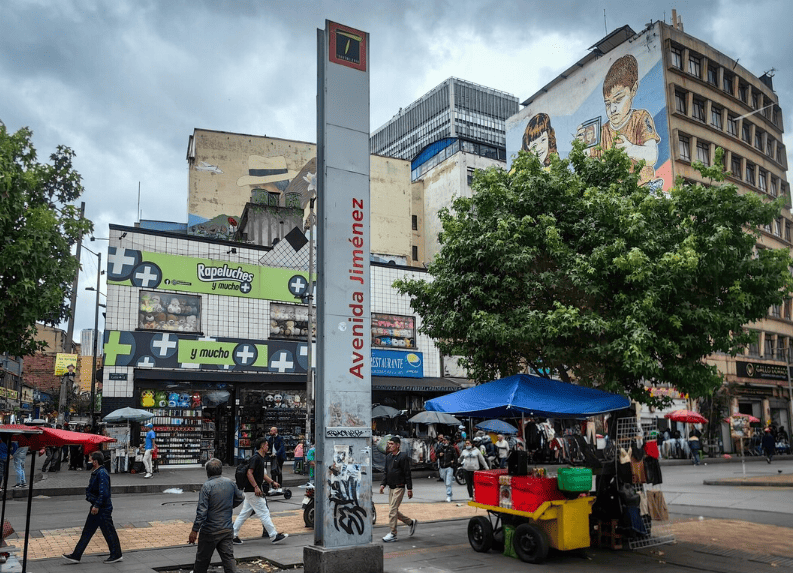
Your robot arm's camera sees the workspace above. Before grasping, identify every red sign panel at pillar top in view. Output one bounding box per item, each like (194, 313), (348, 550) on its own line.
(328, 22), (367, 72)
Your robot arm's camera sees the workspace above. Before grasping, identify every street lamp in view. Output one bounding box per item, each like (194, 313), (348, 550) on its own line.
(83, 245), (104, 427)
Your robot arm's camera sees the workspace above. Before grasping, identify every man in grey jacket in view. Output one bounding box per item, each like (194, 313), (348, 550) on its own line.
(188, 458), (244, 573)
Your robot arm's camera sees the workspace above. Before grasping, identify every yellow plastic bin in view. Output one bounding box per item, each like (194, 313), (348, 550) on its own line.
(533, 497), (594, 551)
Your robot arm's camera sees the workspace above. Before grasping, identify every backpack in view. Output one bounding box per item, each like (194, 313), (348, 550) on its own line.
(235, 456), (252, 490)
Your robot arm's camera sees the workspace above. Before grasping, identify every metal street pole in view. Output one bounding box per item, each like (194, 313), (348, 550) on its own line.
(787, 347), (793, 433)
(90, 251), (101, 425)
(305, 197), (316, 447)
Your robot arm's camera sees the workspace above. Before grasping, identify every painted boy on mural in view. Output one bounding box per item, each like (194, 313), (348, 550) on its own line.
(578, 54), (662, 189)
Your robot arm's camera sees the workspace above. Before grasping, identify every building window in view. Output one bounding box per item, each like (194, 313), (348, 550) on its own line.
(774, 217), (782, 236)
(786, 221), (791, 242)
(738, 84), (748, 103)
(675, 91), (687, 114)
(771, 178), (779, 197)
(751, 92), (759, 109)
(678, 136), (691, 161)
(692, 98), (705, 121)
(765, 336), (775, 357)
(779, 338), (787, 360)
(710, 106), (723, 129)
(412, 245), (418, 261)
(372, 312), (416, 349)
(742, 122), (751, 144)
(723, 73), (733, 94)
(696, 141), (710, 165)
(688, 55), (701, 77)
(411, 215), (418, 231)
(772, 304), (782, 318)
(748, 335), (760, 357)
(139, 291), (202, 333)
(759, 171), (768, 192)
(707, 66), (718, 85)
(746, 164), (755, 185)
(467, 167), (475, 186)
(671, 46), (683, 69)
(731, 155), (742, 178)
(754, 130), (764, 151)
(727, 115), (738, 136)
(777, 145), (785, 164)
(767, 138), (775, 158)
(285, 193), (301, 208)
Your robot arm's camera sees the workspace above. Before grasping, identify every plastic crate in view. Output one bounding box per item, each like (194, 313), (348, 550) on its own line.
(473, 469), (505, 506)
(557, 467), (593, 493)
(510, 476), (565, 513)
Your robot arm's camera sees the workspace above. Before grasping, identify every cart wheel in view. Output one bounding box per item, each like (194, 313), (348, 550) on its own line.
(513, 523), (549, 564)
(371, 502), (377, 525)
(283, 489), (292, 500)
(467, 516), (494, 553)
(303, 499), (315, 528)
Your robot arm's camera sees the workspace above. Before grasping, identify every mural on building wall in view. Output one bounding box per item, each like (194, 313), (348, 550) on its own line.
(507, 29), (671, 192)
(107, 247), (309, 302)
(189, 151), (317, 241)
(103, 330), (309, 373)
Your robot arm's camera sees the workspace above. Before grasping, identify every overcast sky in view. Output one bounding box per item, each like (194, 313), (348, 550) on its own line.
(2, 0), (792, 342)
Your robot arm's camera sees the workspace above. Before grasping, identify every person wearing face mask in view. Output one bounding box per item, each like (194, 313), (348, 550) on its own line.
(458, 439), (487, 500)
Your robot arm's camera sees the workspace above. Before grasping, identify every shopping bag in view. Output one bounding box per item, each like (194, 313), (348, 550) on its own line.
(2, 520), (14, 540)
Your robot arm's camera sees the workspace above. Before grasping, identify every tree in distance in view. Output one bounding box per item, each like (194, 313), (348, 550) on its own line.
(394, 142), (793, 403)
(0, 123), (93, 356)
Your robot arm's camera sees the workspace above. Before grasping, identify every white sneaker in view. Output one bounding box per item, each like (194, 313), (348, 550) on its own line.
(144, 473), (152, 479)
(382, 532), (397, 543)
(446, 496), (452, 503)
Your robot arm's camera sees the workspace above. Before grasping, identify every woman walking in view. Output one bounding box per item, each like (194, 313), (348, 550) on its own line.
(458, 439), (487, 500)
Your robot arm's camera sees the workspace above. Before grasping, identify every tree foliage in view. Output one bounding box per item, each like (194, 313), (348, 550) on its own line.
(395, 142), (793, 403)
(0, 123), (92, 356)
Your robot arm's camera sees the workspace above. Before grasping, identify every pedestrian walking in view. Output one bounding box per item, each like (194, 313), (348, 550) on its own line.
(12, 442), (28, 488)
(688, 428), (702, 466)
(232, 438), (288, 545)
(188, 458), (244, 573)
(437, 436), (457, 502)
(762, 427), (776, 463)
(0, 440), (18, 491)
(143, 422), (156, 478)
(494, 433), (510, 469)
(458, 439), (487, 500)
(62, 451), (123, 564)
(434, 434), (445, 482)
(267, 427), (285, 487)
(379, 435), (417, 542)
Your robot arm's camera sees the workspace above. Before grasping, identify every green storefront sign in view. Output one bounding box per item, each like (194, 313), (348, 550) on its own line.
(178, 340), (269, 367)
(108, 250), (310, 302)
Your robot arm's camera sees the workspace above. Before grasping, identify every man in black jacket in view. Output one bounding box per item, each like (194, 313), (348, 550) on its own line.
(378, 436), (416, 542)
(437, 436), (457, 502)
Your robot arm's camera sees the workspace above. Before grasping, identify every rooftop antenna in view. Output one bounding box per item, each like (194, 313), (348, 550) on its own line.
(603, 9), (608, 34)
(137, 181), (141, 222)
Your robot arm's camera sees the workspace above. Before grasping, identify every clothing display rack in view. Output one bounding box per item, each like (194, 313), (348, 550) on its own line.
(615, 417), (674, 549)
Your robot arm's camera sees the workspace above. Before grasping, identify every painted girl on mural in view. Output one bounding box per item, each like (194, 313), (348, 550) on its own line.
(521, 112), (558, 167)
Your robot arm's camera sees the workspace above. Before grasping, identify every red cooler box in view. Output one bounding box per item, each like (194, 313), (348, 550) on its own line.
(473, 468), (508, 506)
(510, 475), (565, 513)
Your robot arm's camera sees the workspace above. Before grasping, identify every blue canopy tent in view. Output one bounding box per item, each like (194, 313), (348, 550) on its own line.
(424, 373), (630, 419)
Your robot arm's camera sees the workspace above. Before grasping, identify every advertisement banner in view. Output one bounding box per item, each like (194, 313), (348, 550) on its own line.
(736, 360), (787, 381)
(107, 247), (309, 303)
(54, 354), (78, 376)
(371, 349), (423, 378)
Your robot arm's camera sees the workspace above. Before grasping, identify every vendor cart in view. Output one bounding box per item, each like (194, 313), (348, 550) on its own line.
(467, 496), (594, 564)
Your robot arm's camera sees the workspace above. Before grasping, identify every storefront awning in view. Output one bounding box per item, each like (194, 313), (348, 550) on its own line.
(372, 376), (463, 392)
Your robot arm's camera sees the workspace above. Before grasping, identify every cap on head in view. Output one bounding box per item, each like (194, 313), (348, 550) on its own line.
(146, 423), (153, 427)
(389, 435), (401, 444)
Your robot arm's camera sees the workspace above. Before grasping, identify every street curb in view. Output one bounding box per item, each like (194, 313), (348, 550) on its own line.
(703, 479), (793, 487)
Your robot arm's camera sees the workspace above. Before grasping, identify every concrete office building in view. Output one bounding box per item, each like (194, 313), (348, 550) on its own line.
(506, 15), (790, 435)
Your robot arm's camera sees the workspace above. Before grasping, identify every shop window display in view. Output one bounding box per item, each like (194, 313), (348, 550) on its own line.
(138, 291), (201, 333)
(237, 389), (306, 462)
(372, 312), (415, 349)
(270, 303), (314, 340)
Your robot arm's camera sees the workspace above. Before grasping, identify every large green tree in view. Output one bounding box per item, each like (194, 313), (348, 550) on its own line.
(395, 143), (793, 403)
(0, 123), (92, 356)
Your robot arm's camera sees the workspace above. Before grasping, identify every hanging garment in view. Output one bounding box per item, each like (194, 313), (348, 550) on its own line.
(643, 456), (663, 485)
(638, 491), (649, 516)
(643, 439), (660, 459)
(630, 455), (647, 484)
(646, 490), (669, 521)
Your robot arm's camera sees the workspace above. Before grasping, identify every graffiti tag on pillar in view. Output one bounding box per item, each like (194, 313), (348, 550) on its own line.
(327, 445), (367, 535)
(326, 427), (371, 438)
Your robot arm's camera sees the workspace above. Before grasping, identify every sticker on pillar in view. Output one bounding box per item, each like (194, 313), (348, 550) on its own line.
(233, 343), (258, 367)
(269, 349), (295, 373)
(150, 332), (178, 359)
(136, 355), (156, 368)
(329, 402), (365, 427)
(287, 274), (309, 298)
(328, 444), (366, 535)
(130, 261), (163, 289)
(103, 331), (136, 366)
(107, 247), (141, 281)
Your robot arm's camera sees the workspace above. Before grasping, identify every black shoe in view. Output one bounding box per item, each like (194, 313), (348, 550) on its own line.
(103, 555), (123, 564)
(271, 533), (288, 544)
(232, 537), (243, 545)
(62, 554), (80, 564)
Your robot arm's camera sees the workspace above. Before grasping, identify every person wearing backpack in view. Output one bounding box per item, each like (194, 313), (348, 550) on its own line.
(232, 438), (288, 545)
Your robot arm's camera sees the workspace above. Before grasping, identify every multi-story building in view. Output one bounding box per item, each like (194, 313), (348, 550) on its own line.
(506, 16), (790, 436)
(370, 77), (519, 181)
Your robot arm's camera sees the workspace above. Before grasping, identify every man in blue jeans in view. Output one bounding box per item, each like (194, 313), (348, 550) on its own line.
(62, 451), (123, 564)
(436, 436), (457, 502)
(13, 443), (28, 488)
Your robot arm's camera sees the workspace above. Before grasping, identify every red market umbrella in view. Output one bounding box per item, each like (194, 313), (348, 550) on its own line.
(723, 413), (761, 424)
(664, 409), (708, 424)
(0, 425), (115, 454)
